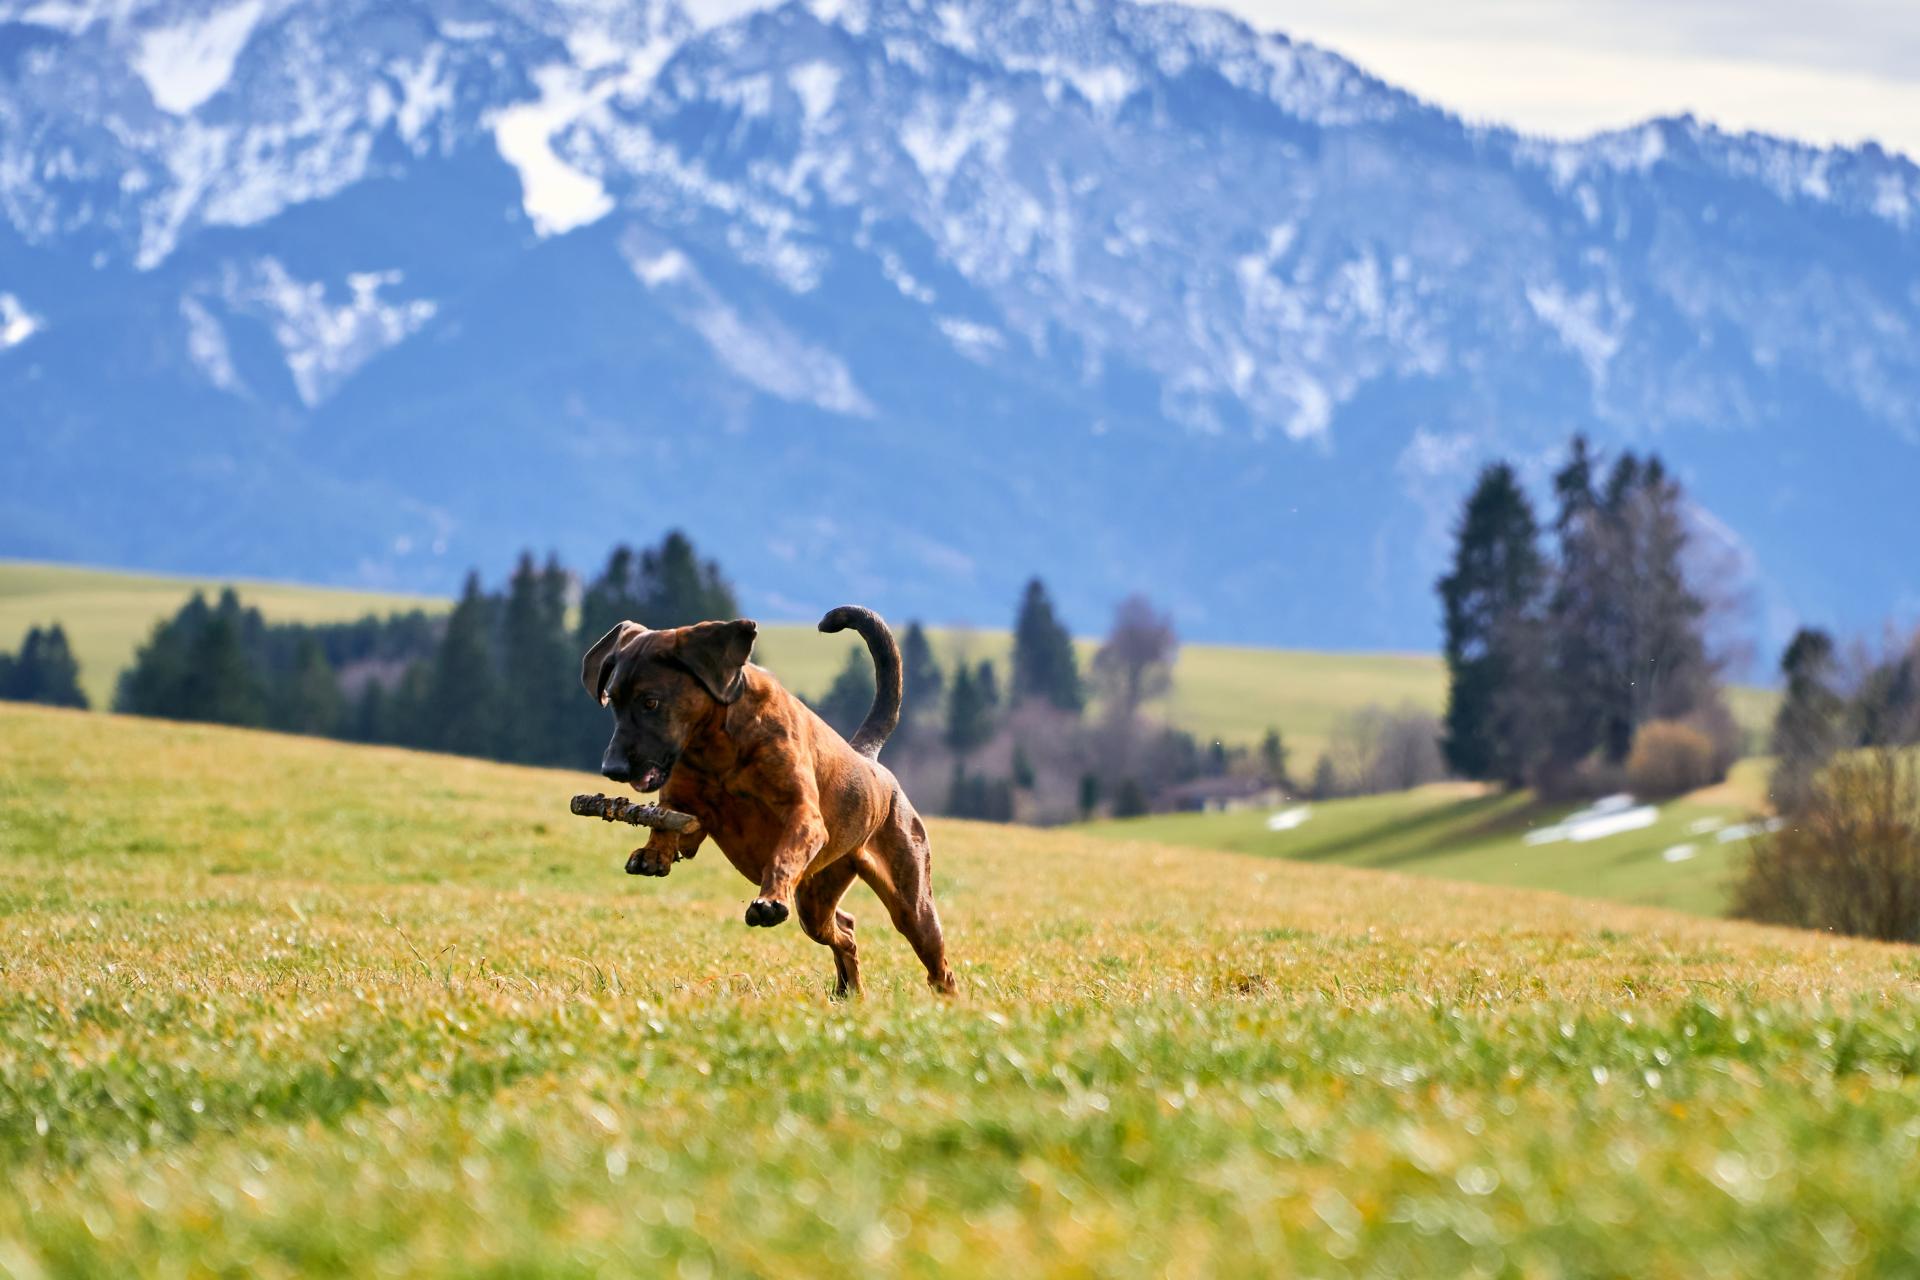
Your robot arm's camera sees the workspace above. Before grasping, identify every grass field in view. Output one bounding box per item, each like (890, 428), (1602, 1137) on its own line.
(1077, 761), (1776, 918)
(3, 703), (1918, 1275)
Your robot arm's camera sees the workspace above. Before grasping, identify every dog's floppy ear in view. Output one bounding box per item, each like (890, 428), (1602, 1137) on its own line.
(674, 619), (757, 704)
(581, 621), (645, 706)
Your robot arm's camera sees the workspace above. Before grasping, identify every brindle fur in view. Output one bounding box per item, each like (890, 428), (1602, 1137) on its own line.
(582, 609), (956, 997)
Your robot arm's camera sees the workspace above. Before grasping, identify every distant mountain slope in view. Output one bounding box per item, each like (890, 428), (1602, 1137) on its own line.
(2, 0), (1916, 650)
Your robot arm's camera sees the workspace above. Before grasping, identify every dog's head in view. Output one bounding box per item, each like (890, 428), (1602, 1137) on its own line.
(582, 619), (758, 792)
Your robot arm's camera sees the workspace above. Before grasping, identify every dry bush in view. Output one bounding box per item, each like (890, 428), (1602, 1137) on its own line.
(1625, 719), (1719, 798)
(1732, 750), (1920, 943)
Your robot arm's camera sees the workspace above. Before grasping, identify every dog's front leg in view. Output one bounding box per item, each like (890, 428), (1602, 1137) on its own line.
(626, 825), (704, 877)
(743, 806), (826, 929)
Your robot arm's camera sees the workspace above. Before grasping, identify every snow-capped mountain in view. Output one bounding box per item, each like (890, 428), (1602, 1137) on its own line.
(3, 0), (1917, 650)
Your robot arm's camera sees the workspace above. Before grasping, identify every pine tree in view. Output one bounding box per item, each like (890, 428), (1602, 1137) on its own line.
(1259, 728), (1291, 789)
(813, 646), (877, 740)
(1309, 754), (1338, 800)
(425, 572), (502, 758)
(1770, 628), (1846, 814)
(272, 635), (344, 736)
(641, 530), (738, 627)
(945, 662), (996, 758)
(1439, 462), (1550, 786)
(1077, 772), (1102, 819)
(896, 621), (945, 749)
(500, 552), (573, 763)
(183, 591), (268, 727)
(1547, 436), (1611, 773)
(1010, 578), (1082, 712)
(2, 624), (87, 708)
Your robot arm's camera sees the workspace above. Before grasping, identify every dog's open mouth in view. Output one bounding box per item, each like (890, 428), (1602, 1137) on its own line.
(633, 763), (669, 793)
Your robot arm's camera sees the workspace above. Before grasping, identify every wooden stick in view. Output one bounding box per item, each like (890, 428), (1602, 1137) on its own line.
(569, 793), (702, 833)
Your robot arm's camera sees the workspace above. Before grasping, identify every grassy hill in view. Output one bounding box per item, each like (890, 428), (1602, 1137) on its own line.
(0, 560), (445, 710)
(1076, 761), (1776, 918)
(2, 703), (1917, 1275)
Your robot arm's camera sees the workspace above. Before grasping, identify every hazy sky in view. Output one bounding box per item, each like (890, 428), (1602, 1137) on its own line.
(1214, 0), (1920, 156)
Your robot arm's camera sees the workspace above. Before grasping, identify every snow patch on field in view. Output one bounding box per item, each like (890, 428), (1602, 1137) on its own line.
(1524, 794), (1658, 846)
(1265, 806), (1313, 832)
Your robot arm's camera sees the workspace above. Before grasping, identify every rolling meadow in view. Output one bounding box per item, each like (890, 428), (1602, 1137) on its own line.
(2, 702), (1918, 1275)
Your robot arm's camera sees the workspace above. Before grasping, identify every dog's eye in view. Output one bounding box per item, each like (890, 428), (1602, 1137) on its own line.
(642, 698), (661, 712)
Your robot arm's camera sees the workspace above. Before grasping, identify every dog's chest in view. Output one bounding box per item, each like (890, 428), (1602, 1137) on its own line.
(670, 777), (771, 881)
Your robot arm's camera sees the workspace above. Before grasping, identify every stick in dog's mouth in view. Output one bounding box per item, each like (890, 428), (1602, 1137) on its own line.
(569, 793), (701, 833)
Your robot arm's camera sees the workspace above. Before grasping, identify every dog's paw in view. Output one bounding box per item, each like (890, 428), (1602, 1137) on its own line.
(625, 846), (673, 877)
(744, 897), (790, 928)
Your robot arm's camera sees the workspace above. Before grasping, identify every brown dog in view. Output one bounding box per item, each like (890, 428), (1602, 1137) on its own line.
(581, 606), (956, 996)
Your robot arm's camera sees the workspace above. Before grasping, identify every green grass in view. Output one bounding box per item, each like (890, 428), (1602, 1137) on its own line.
(2, 704), (1918, 1275)
(1077, 760), (1778, 918)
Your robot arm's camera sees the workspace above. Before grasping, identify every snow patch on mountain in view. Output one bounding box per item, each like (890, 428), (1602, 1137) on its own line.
(134, 0), (265, 114)
(1527, 283), (1627, 388)
(216, 259), (436, 406)
(620, 230), (871, 415)
(179, 295), (241, 392)
(0, 293), (41, 350)
(491, 65), (617, 236)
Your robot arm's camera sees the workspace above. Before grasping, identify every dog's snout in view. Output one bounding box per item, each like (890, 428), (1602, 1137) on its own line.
(600, 749), (631, 783)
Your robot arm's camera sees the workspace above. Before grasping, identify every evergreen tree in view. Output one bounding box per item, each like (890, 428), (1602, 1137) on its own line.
(349, 679), (389, 743)
(1, 624), (88, 708)
(1770, 628), (1846, 814)
(425, 572), (502, 757)
(1011, 743), (1036, 790)
(1111, 777), (1149, 818)
(578, 531), (738, 636)
(896, 621), (945, 749)
(500, 552), (574, 763)
(1259, 727), (1291, 789)
(813, 646), (877, 740)
(640, 530), (739, 627)
(272, 635), (344, 736)
(1439, 462), (1550, 786)
(976, 659), (1001, 712)
(183, 590), (268, 727)
(1309, 754), (1338, 800)
(1010, 578), (1083, 712)
(1077, 772), (1102, 820)
(945, 661), (996, 758)
(1547, 436), (1612, 773)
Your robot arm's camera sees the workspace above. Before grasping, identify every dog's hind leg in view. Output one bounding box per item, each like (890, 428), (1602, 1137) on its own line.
(796, 855), (862, 998)
(859, 801), (957, 996)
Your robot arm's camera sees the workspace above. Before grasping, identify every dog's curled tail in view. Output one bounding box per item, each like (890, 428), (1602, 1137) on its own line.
(817, 605), (902, 759)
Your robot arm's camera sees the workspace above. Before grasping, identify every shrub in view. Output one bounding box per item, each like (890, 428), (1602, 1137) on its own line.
(1732, 750), (1920, 943)
(1624, 719), (1718, 798)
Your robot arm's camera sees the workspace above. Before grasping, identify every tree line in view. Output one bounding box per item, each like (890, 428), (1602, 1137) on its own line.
(99, 533), (1302, 823)
(1438, 435), (1735, 798)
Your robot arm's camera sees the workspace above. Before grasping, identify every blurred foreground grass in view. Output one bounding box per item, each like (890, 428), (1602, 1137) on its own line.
(1, 704), (1915, 1276)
